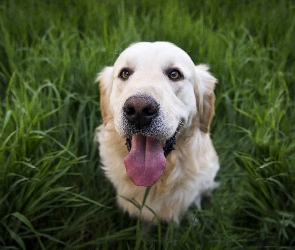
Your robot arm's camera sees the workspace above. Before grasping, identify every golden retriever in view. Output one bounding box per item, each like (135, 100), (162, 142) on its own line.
(96, 42), (219, 224)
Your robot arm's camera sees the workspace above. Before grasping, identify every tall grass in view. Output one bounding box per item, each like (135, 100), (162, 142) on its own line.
(1, 0), (294, 249)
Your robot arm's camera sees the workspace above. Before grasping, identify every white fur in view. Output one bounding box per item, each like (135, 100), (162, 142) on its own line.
(96, 42), (219, 224)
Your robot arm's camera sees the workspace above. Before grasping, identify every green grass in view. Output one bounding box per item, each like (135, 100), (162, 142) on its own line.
(0, 0), (294, 249)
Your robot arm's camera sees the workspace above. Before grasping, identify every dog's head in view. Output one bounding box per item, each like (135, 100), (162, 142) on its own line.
(97, 42), (217, 187)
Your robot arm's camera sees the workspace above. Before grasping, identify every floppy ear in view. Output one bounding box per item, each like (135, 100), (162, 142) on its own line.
(194, 65), (217, 133)
(95, 67), (114, 125)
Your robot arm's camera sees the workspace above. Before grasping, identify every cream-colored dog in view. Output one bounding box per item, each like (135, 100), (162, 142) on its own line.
(96, 42), (219, 224)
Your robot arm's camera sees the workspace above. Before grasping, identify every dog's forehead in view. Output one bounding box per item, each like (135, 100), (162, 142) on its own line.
(114, 42), (194, 70)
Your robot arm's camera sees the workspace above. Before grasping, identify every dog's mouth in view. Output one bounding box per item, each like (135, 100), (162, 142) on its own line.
(124, 131), (177, 187)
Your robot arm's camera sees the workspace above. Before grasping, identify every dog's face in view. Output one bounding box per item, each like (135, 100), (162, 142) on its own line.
(98, 42), (216, 187)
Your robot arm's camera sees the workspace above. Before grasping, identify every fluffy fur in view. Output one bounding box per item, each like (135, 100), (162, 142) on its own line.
(96, 42), (219, 224)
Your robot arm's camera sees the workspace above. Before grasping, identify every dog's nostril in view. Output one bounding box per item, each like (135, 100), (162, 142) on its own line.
(143, 107), (157, 117)
(124, 106), (136, 116)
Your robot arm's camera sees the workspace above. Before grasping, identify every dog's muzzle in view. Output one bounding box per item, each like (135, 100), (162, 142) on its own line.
(121, 95), (179, 187)
(122, 95), (177, 157)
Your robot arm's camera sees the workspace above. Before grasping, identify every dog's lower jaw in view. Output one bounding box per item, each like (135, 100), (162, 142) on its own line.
(124, 121), (182, 157)
(125, 133), (176, 158)
(122, 122), (182, 187)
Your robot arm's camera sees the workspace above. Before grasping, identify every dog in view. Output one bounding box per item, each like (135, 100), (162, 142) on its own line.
(96, 42), (219, 224)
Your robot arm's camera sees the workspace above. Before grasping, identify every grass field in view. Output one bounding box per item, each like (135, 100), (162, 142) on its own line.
(1, 0), (295, 249)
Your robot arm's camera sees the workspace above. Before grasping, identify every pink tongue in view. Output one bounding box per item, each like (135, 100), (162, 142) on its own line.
(124, 134), (166, 187)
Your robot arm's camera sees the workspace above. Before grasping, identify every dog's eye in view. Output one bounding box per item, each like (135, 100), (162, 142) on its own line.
(168, 69), (183, 80)
(119, 68), (133, 80)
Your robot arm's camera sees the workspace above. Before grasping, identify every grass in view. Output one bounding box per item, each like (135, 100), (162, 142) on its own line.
(0, 0), (294, 249)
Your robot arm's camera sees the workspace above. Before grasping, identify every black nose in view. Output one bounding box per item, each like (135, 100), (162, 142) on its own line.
(123, 96), (159, 128)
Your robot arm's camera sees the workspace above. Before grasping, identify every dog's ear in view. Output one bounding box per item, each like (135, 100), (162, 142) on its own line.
(194, 65), (217, 133)
(96, 67), (114, 125)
